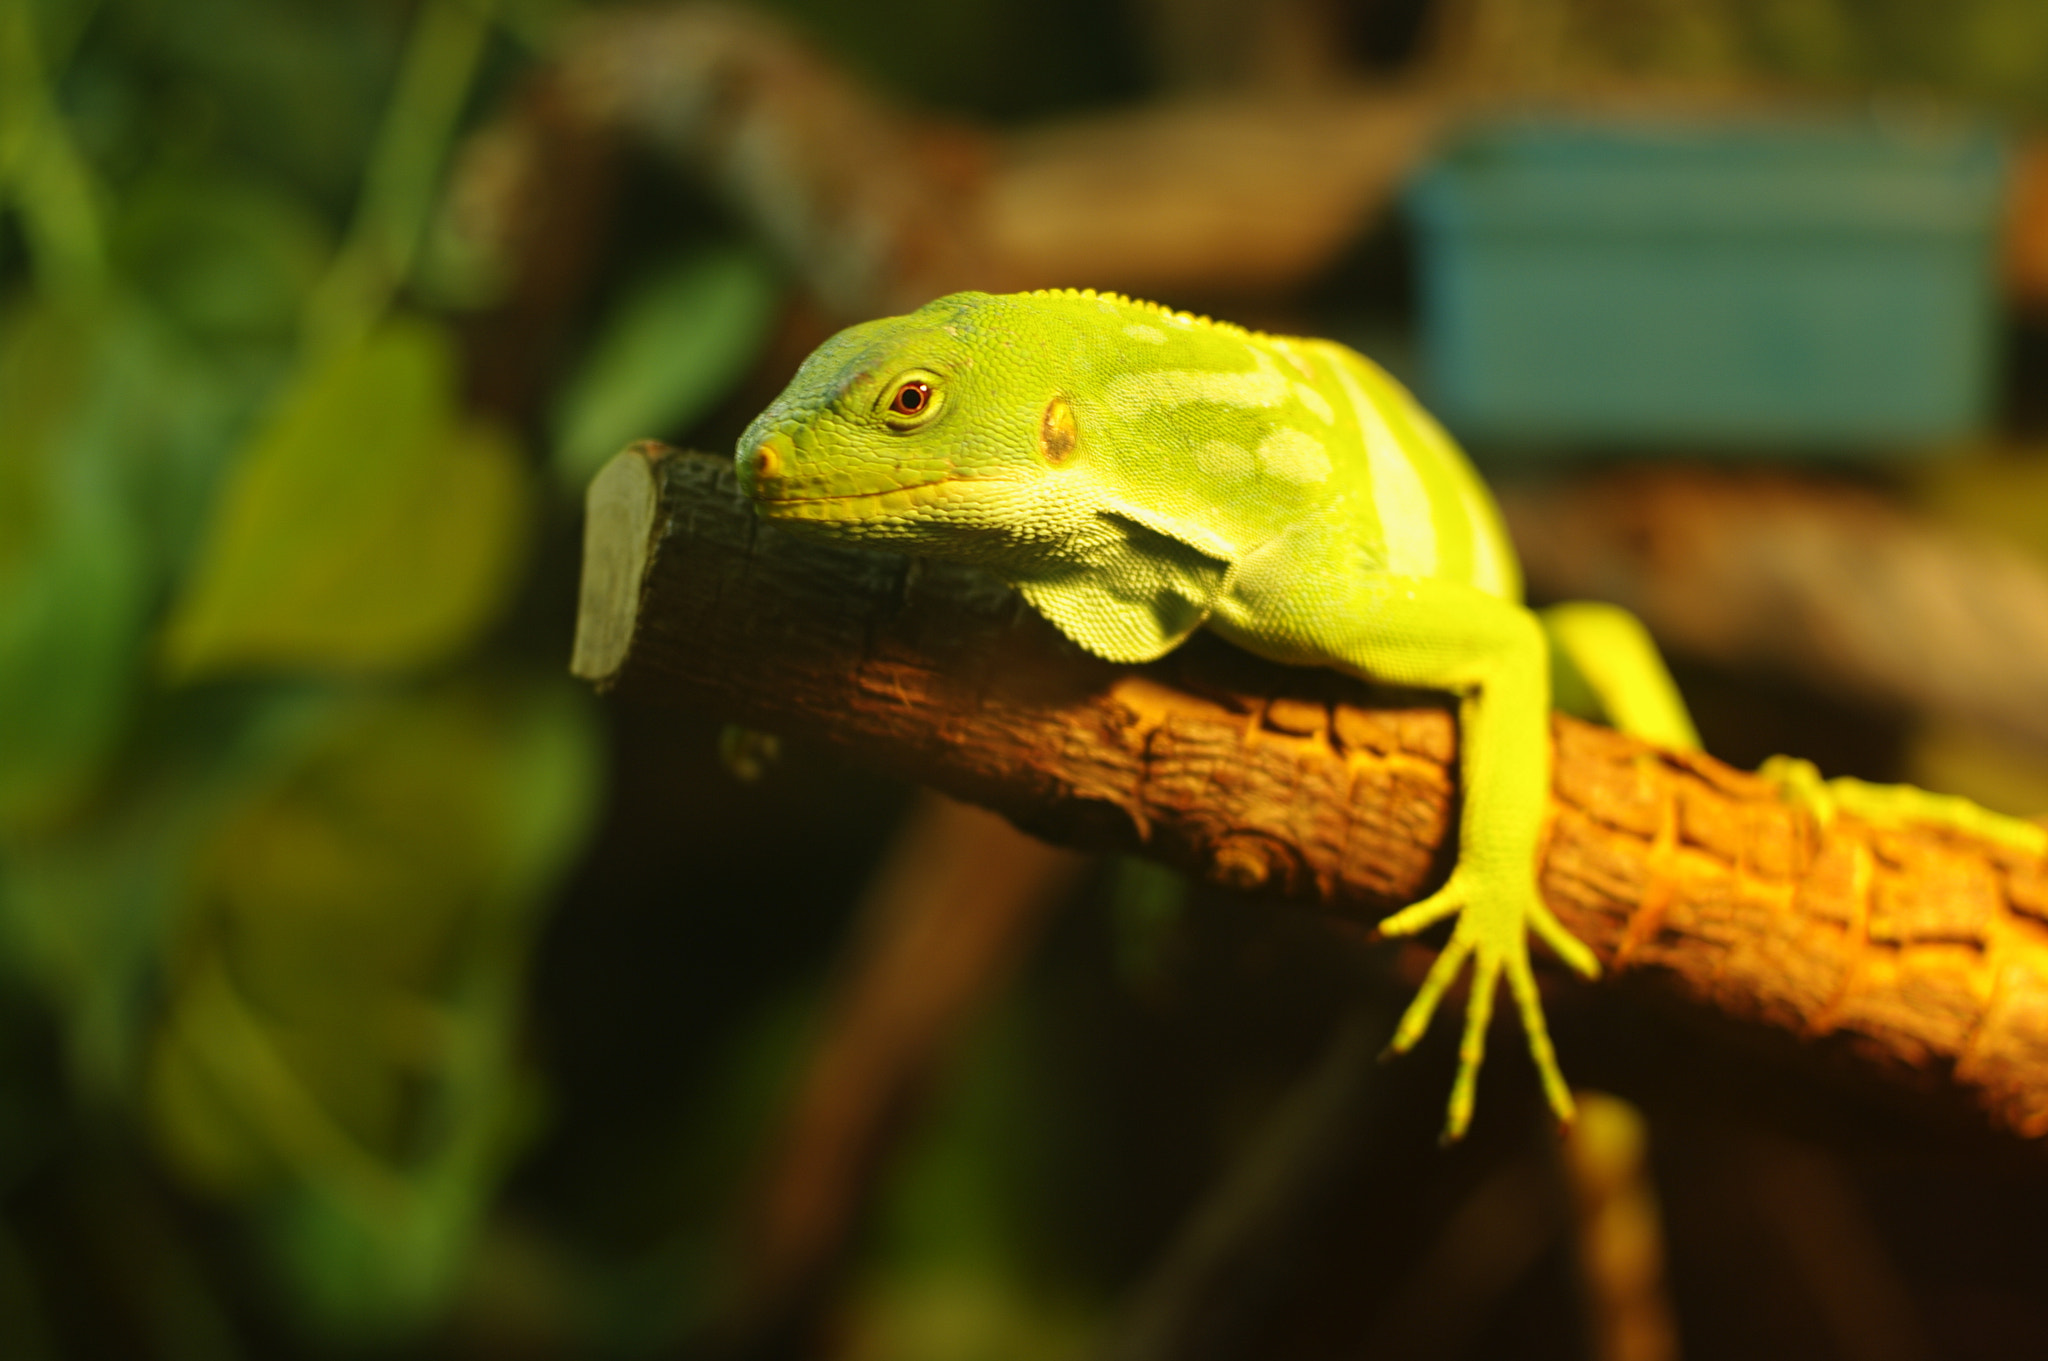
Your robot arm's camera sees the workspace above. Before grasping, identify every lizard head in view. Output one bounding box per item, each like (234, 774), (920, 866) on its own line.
(736, 292), (1097, 568)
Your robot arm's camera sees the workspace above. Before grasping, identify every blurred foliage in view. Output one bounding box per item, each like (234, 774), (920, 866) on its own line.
(764, 0), (1145, 122)
(843, 1001), (1100, 1361)
(0, 0), (620, 1346)
(1466, 0), (2048, 116)
(149, 681), (596, 1331)
(552, 245), (780, 490)
(1106, 856), (1188, 998)
(0, 302), (155, 837)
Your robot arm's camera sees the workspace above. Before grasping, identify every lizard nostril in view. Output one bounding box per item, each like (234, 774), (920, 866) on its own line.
(742, 436), (789, 491)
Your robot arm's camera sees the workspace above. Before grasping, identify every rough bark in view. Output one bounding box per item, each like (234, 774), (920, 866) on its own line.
(573, 445), (2048, 1147)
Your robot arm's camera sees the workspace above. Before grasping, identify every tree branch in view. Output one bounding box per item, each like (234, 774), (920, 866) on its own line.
(573, 445), (2048, 1147)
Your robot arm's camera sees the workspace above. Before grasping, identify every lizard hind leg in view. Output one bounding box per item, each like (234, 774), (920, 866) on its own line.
(1760, 754), (2048, 856)
(1542, 601), (1699, 751)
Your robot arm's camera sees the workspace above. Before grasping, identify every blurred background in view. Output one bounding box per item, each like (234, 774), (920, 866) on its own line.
(8, 0), (2048, 1357)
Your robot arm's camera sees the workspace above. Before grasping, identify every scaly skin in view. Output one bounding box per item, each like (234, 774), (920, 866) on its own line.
(735, 288), (1692, 1139)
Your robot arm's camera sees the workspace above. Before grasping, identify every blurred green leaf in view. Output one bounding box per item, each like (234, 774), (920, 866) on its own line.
(0, 301), (150, 836)
(0, 683), (342, 1094)
(161, 317), (531, 679)
(111, 0), (397, 207)
(145, 675), (600, 1333)
(0, 297), (107, 588)
(0, 0), (111, 301)
(551, 244), (780, 489)
(114, 167), (333, 341)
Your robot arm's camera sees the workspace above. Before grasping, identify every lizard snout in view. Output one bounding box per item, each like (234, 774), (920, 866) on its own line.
(737, 433), (793, 498)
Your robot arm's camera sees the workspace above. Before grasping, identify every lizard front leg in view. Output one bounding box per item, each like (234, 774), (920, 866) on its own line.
(1216, 569), (1594, 1141)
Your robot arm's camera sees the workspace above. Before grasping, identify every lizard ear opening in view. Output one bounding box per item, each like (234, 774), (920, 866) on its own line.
(1038, 394), (1078, 465)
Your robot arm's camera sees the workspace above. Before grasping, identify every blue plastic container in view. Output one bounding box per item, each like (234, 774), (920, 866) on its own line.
(1405, 116), (2009, 450)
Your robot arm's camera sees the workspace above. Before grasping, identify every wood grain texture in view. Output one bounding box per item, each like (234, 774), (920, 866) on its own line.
(576, 445), (2048, 1146)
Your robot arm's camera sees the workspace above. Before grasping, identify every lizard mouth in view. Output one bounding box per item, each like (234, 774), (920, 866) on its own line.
(752, 478), (958, 519)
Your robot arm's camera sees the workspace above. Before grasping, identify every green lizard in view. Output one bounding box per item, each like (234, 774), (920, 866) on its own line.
(733, 287), (1700, 1140)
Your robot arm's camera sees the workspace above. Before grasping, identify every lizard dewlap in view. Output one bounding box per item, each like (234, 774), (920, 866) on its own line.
(736, 287), (1696, 1139)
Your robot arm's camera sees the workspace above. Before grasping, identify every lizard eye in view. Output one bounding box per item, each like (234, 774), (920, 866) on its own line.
(888, 381), (930, 416)
(879, 372), (942, 430)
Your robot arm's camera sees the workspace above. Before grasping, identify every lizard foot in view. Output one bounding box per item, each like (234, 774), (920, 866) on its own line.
(1377, 874), (1596, 1141)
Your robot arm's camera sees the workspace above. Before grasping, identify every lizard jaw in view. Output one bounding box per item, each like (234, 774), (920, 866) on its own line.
(751, 478), (959, 524)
